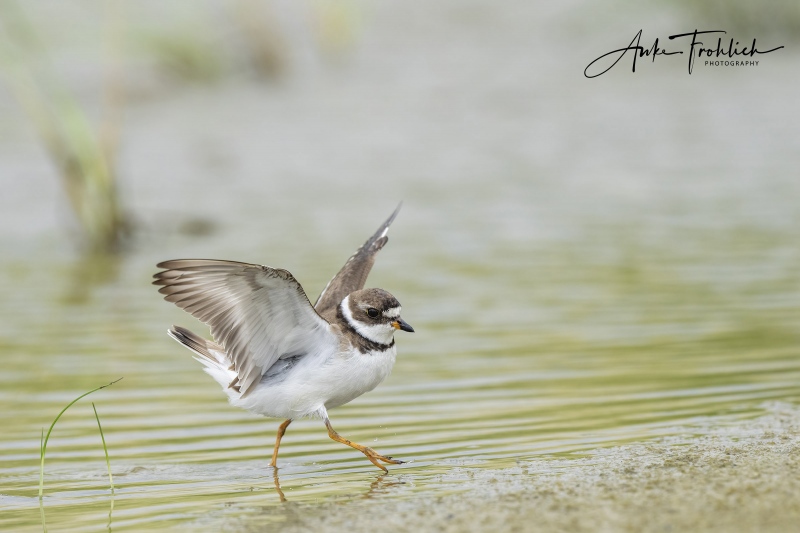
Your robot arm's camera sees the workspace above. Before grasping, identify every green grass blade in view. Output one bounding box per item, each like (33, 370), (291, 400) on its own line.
(38, 378), (122, 499)
(92, 402), (114, 494)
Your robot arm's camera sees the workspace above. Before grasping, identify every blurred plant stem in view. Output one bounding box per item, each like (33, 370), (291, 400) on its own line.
(313, 0), (362, 57)
(0, 0), (129, 254)
(233, 0), (287, 78)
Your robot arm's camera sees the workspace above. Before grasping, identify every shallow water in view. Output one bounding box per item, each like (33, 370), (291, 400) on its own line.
(1, 1), (799, 531)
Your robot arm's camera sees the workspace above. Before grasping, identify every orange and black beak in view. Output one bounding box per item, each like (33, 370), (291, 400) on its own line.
(392, 318), (415, 333)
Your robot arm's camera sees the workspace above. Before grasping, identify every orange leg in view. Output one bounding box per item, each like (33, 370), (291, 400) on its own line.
(324, 418), (404, 473)
(269, 419), (292, 467)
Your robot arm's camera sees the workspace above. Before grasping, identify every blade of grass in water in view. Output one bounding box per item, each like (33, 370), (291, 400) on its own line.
(38, 378), (122, 499)
(92, 402), (114, 494)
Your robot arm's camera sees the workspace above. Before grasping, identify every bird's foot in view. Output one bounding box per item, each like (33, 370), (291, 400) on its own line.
(362, 446), (404, 472)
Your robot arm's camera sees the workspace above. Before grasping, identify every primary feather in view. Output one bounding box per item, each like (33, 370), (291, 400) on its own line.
(153, 260), (336, 397)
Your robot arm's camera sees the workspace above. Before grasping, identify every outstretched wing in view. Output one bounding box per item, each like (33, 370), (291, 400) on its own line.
(153, 259), (336, 397)
(314, 203), (402, 317)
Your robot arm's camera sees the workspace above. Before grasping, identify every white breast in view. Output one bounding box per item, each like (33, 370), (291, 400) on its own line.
(323, 346), (397, 409)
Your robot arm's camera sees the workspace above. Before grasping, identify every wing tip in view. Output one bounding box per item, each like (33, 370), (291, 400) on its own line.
(375, 201), (403, 240)
(385, 201), (403, 227)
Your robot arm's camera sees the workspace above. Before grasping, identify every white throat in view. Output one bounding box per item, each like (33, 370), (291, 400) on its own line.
(340, 295), (396, 345)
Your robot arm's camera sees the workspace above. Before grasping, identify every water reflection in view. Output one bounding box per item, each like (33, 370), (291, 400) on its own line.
(38, 492), (115, 533)
(61, 253), (122, 306)
(271, 468), (285, 503)
(270, 467), (405, 505)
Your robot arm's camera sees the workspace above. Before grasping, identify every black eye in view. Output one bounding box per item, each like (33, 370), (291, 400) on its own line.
(367, 308), (379, 318)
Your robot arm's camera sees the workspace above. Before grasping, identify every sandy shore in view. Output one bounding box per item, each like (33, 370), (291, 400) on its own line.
(263, 404), (800, 533)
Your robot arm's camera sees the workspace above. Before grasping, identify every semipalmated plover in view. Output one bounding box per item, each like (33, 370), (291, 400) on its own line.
(153, 204), (413, 472)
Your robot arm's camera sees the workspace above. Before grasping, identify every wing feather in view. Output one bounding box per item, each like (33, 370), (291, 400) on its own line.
(154, 259), (336, 397)
(314, 203), (402, 317)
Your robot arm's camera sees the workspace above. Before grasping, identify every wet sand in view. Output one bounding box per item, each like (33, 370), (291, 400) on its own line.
(265, 405), (800, 533)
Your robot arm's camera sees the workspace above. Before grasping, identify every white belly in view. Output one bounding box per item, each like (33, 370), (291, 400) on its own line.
(229, 345), (397, 419)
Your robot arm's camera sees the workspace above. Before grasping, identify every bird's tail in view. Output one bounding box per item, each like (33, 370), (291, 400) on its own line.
(168, 325), (240, 394)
